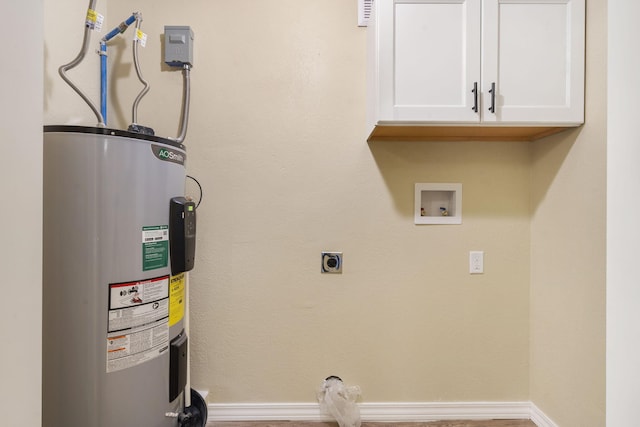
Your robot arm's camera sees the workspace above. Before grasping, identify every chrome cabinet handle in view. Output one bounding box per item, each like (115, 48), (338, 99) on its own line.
(488, 82), (496, 114)
(471, 82), (478, 113)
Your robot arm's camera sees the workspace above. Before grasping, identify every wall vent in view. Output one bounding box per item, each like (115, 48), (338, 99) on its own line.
(358, 0), (373, 27)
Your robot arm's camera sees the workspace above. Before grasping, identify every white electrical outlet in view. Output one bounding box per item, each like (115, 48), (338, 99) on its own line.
(469, 251), (484, 274)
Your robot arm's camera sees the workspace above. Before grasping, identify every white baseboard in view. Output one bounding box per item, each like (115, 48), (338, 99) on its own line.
(207, 401), (557, 426)
(530, 403), (559, 427)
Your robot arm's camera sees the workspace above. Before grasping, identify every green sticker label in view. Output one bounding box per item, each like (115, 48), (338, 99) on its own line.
(142, 226), (169, 271)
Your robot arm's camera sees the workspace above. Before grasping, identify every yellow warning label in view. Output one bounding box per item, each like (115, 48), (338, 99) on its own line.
(169, 273), (186, 327)
(86, 9), (97, 23)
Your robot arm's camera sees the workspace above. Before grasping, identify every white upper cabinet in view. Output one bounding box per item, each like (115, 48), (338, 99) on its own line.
(481, 0), (585, 124)
(367, 0), (585, 140)
(377, 0), (481, 122)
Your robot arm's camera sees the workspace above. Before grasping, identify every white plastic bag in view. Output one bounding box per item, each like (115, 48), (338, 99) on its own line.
(317, 376), (361, 427)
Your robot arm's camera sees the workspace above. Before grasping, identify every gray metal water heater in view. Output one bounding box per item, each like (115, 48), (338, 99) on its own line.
(43, 126), (198, 427)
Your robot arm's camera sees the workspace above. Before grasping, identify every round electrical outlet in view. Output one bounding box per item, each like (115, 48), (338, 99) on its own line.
(321, 252), (343, 274)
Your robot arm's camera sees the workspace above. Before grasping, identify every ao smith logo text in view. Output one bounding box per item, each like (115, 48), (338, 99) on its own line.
(151, 144), (186, 166)
(158, 149), (184, 162)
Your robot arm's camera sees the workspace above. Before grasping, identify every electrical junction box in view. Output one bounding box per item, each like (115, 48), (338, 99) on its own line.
(164, 25), (194, 67)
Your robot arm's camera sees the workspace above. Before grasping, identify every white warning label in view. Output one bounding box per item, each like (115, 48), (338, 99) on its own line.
(107, 324), (169, 373)
(107, 276), (170, 373)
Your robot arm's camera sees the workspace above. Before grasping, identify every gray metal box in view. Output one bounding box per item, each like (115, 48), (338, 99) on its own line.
(164, 25), (194, 66)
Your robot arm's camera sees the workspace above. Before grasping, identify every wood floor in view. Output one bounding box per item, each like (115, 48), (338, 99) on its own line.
(209, 420), (536, 427)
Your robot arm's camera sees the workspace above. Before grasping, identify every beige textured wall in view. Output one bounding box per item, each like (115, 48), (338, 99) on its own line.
(530, 0), (607, 425)
(48, 0), (616, 409)
(107, 0), (531, 403)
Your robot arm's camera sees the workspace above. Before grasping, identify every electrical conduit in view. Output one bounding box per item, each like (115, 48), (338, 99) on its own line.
(170, 64), (192, 144)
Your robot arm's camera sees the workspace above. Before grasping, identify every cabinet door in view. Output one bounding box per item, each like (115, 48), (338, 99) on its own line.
(376, 0), (481, 123)
(481, 0), (585, 124)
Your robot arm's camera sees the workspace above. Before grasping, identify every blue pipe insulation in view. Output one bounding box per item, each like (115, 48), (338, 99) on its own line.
(100, 42), (107, 122)
(100, 14), (138, 124)
(103, 14), (137, 42)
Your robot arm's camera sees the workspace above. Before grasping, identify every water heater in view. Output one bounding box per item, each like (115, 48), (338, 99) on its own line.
(43, 126), (202, 426)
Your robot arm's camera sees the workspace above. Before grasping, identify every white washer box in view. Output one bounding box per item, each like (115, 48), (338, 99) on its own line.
(415, 183), (462, 225)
